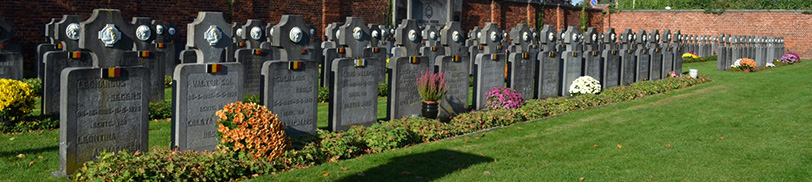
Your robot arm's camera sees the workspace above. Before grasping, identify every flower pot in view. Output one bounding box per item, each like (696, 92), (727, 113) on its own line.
(743, 69), (751, 73)
(421, 101), (439, 119)
(689, 69), (698, 78)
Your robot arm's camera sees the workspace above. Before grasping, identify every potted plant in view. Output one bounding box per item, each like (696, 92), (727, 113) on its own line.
(739, 58), (756, 72)
(416, 69), (447, 119)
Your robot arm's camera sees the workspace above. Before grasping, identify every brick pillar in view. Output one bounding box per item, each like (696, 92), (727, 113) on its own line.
(490, 0), (496, 23)
(322, 0), (340, 40)
(555, 5), (565, 31)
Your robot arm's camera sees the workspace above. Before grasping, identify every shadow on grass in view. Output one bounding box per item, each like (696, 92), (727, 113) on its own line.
(0, 146), (57, 157)
(337, 149), (493, 181)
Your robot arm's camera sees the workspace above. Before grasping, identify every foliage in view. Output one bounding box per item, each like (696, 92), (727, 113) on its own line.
(780, 52), (801, 64)
(0, 116), (57, 133)
(580, 5), (588, 32)
(683, 55), (717, 63)
(148, 100), (172, 119)
(378, 83), (388, 97)
(319, 87), (330, 102)
(569, 76), (602, 96)
(244, 95), (260, 104)
(216, 102), (290, 160)
(738, 58), (757, 70)
(617, 0), (812, 10)
(0, 79), (35, 123)
(416, 69), (448, 102)
(21, 78), (42, 97)
(486, 87), (524, 110)
(164, 75), (173, 88)
(73, 149), (272, 181)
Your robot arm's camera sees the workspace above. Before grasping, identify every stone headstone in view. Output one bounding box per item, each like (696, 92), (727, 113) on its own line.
(260, 15), (318, 134)
(648, 29), (663, 81)
(619, 29), (636, 85)
(38, 18), (61, 80)
(126, 17), (167, 102)
(507, 24), (536, 100)
(560, 26), (583, 96)
(634, 30), (650, 82)
(716, 34), (728, 70)
(0, 14), (22, 80)
(388, 19), (428, 119)
(661, 29), (674, 78)
(436, 21), (469, 119)
(420, 24), (444, 71)
(467, 26), (482, 75)
(172, 12), (243, 151)
(536, 25), (561, 98)
(159, 22), (179, 76)
(582, 27), (601, 83)
(229, 22), (244, 62)
(235, 19), (271, 96)
(472, 23), (505, 110)
(261, 61), (318, 135)
(42, 15), (92, 115)
(673, 30), (684, 75)
(329, 58), (384, 131)
(320, 22), (344, 87)
(601, 28), (621, 88)
(55, 9), (150, 176)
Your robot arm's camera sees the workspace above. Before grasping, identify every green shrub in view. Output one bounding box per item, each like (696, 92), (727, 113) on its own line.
(22, 78), (42, 97)
(164, 75), (173, 88)
(0, 116), (57, 133)
(683, 55), (717, 64)
(73, 149), (272, 181)
(378, 82), (389, 97)
(244, 95), (260, 104)
(318, 129), (362, 160)
(0, 79), (35, 123)
(360, 122), (413, 153)
(318, 87), (329, 102)
(148, 100), (172, 119)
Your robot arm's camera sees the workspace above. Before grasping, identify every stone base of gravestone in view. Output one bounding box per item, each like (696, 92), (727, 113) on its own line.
(436, 55), (470, 120)
(584, 51), (601, 82)
(55, 66), (150, 176)
(537, 51), (561, 99)
(329, 58), (383, 131)
(172, 63), (244, 151)
(473, 53), (505, 110)
(650, 51), (663, 81)
(662, 50), (674, 78)
(42, 51), (93, 115)
(602, 50), (621, 89)
(636, 52), (651, 82)
(387, 56), (429, 119)
(261, 61), (319, 135)
(507, 52), (537, 101)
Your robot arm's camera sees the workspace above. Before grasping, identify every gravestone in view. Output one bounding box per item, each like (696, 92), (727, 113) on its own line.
(328, 17), (383, 131)
(388, 19), (429, 119)
(368, 24), (389, 65)
(560, 26), (583, 96)
(660, 29), (674, 78)
(38, 18), (60, 80)
(766, 37), (775, 63)
(672, 30), (684, 75)
(264, 23), (276, 45)
(435, 21), (469, 119)
(0, 14), (23, 80)
(648, 29), (662, 81)
(55, 9), (150, 176)
(582, 27), (601, 83)
(419, 24), (444, 71)
(320, 22), (344, 87)
(506, 24), (536, 100)
(619, 29), (636, 85)
(42, 15), (92, 115)
(126, 17), (167, 102)
(261, 15), (318, 135)
(329, 56), (383, 131)
(229, 22), (244, 62)
(755, 37), (766, 66)
(730, 36), (741, 64)
(154, 21), (179, 77)
(601, 28), (620, 88)
(716, 34), (727, 70)
(634, 30), (650, 82)
(467, 26), (481, 75)
(472, 23), (505, 110)
(172, 12), (243, 151)
(235, 19), (271, 96)
(536, 25), (561, 98)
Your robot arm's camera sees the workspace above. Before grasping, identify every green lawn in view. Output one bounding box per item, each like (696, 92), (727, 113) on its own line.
(2, 60), (811, 181)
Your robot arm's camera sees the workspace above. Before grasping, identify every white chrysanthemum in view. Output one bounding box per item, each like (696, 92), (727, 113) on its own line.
(766, 62), (775, 67)
(731, 58), (742, 68)
(569, 76), (602, 96)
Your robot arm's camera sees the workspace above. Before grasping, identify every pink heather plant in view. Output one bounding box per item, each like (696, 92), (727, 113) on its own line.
(485, 87), (524, 110)
(780, 52), (800, 64)
(416, 69), (448, 102)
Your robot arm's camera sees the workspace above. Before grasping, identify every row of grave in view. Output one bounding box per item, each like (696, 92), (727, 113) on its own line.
(714, 35), (786, 70)
(23, 8), (789, 175)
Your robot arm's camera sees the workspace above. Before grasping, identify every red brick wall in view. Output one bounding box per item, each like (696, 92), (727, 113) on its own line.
(460, 2), (604, 33)
(608, 10), (812, 58)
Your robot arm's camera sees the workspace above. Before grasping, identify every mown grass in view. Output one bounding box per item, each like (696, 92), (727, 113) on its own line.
(2, 60), (809, 181)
